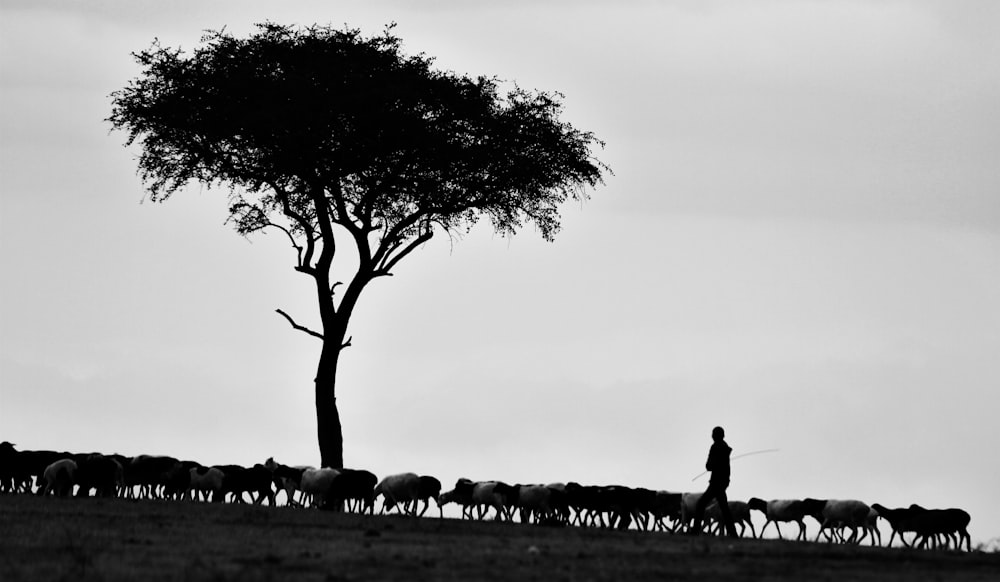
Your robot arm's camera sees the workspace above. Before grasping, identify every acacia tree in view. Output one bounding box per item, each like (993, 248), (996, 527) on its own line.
(109, 23), (606, 469)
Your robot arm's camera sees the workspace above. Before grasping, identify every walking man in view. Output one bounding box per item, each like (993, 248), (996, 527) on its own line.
(691, 426), (739, 537)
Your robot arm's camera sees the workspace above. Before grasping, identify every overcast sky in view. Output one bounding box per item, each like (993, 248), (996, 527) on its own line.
(2, 0), (998, 546)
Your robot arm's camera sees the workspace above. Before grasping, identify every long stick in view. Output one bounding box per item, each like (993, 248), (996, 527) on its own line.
(690, 448), (780, 482)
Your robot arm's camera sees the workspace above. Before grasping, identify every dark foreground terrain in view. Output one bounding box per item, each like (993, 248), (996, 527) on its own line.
(1, 495), (997, 581)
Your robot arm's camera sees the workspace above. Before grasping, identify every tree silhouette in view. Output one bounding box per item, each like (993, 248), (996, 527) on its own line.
(109, 23), (607, 468)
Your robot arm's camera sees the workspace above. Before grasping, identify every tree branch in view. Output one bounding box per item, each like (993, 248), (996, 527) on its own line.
(268, 179), (318, 274)
(265, 221), (304, 268)
(275, 309), (324, 340)
(378, 228), (434, 275)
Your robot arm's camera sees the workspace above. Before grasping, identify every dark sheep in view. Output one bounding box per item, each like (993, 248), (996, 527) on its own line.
(75, 454), (125, 498)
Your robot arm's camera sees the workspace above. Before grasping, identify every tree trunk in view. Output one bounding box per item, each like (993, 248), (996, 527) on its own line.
(315, 340), (344, 469)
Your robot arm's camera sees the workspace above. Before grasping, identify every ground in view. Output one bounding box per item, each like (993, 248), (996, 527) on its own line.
(1, 495), (997, 581)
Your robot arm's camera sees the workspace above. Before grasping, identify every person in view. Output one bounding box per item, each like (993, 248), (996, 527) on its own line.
(690, 426), (739, 537)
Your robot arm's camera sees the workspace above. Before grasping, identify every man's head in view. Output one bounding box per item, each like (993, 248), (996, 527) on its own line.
(712, 426), (725, 441)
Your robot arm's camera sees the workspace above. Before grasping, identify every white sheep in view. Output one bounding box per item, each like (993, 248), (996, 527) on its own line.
(678, 492), (703, 532)
(41, 458), (78, 497)
(748, 498), (809, 541)
(373, 472), (421, 515)
(803, 498), (871, 543)
(513, 484), (552, 524)
(705, 500), (756, 538)
(470, 481), (506, 520)
(299, 467), (340, 507)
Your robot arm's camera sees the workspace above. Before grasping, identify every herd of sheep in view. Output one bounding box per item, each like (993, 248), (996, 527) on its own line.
(0, 442), (972, 552)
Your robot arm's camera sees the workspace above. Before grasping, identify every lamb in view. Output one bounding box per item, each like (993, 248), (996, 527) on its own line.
(802, 498), (871, 544)
(748, 498), (809, 541)
(374, 472), (421, 515)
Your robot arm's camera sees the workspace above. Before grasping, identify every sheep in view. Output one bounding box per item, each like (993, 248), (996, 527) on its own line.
(438, 478), (476, 519)
(507, 484), (553, 524)
(415, 475), (443, 517)
(188, 465), (226, 502)
(470, 481), (508, 520)
(908, 504), (972, 552)
(628, 487), (661, 531)
(127, 455), (182, 499)
(872, 503), (924, 547)
(565, 482), (614, 527)
(545, 483), (571, 525)
(18, 449), (73, 494)
(264, 458), (310, 506)
(748, 498), (809, 541)
(678, 492), (704, 532)
(650, 491), (683, 532)
(325, 468), (378, 513)
(161, 460), (199, 499)
(217, 464), (275, 505)
(597, 485), (654, 530)
(0, 442), (33, 493)
(75, 453), (125, 498)
(299, 467), (340, 508)
(374, 472), (421, 515)
(40, 458), (78, 497)
(802, 498), (871, 544)
(705, 500), (756, 538)
(857, 507), (881, 547)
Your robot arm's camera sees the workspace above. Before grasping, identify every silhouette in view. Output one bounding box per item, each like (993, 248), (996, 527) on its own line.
(108, 24), (608, 469)
(690, 426), (739, 537)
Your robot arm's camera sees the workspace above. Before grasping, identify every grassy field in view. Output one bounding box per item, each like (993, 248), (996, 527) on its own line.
(1, 495), (998, 581)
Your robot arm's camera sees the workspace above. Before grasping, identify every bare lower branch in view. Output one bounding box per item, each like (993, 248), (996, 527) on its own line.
(342, 336), (352, 349)
(275, 309), (324, 340)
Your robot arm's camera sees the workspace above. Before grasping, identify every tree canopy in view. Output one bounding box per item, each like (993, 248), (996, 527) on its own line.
(109, 23), (608, 468)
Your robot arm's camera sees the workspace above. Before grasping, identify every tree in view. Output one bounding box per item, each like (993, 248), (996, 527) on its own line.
(109, 23), (607, 469)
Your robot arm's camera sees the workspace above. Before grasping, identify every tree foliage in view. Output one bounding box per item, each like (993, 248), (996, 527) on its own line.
(109, 23), (607, 467)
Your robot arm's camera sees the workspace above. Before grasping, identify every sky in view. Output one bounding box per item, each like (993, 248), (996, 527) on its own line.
(1, 0), (998, 546)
